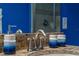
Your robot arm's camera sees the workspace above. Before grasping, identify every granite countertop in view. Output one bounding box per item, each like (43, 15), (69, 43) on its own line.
(0, 45), (79, 56)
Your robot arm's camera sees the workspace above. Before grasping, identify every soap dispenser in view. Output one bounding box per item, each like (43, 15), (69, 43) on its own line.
(3, 34), (16, 54)
(57, 32), (66, 47)
(3, 25), (16, 54)
(48, 33), (58, 48)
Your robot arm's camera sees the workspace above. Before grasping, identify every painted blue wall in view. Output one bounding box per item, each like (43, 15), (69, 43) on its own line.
(1, 3), (79, 46)
(61, 3), (79, 46)
(0, 3), (31, 33)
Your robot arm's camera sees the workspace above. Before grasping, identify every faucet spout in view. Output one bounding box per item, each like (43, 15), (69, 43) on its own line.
(27, 29), (47, 51)
(35, 29), (46, 50)
(35, 29), (46, 39)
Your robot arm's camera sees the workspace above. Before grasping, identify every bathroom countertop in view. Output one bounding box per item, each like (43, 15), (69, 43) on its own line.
(0, 45), (79, 56)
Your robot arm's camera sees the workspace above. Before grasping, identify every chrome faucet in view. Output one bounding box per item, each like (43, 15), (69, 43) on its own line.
(27, 38), (32, 52)
(39, 36), (44, 49)
(35, 29), (46, 39)
(27, 29), (47, 52)
(27, 37), (37, 51)
(32, 37), (37, 50)
(34, 29), (46, 50)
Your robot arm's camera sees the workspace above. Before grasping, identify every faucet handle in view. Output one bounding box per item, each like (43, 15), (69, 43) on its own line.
(27, 38), (32, 52)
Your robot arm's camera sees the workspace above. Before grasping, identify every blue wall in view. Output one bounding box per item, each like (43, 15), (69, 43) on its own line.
(1, 3), (79, 46)
(0, 3), (31, 33)
(61, 3), (79, 46)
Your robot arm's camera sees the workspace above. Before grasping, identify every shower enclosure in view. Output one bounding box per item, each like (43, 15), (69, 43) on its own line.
(31, 3), (60, 33)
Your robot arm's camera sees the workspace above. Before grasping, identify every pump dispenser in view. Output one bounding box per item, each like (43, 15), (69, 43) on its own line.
(57, 32), (66, 47)
(3, 34), (16, 54)
(48, 33), (58, 48)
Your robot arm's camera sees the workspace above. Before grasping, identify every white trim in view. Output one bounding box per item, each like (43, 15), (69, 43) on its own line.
(31, 4), (36, 33)
(0, 8), (2, 34)
(31, 4), (33, 33)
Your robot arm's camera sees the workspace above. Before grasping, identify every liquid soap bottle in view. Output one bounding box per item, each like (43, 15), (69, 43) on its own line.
(3, 34), (16, 54)
(57, 32), (66, 47)
(3, 25), (16, 54)
(48, 33), (58, 48)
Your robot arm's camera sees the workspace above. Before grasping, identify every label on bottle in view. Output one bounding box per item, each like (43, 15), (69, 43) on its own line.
(4, 34), (15, 40)
(49, 35), (57, 40)
(57, 34), (66, 43)
(57, 35), (66, 39)
(4, 40), (16, 46)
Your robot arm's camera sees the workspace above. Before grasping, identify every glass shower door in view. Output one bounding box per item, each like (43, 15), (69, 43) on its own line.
(31, 3), (60, 33)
